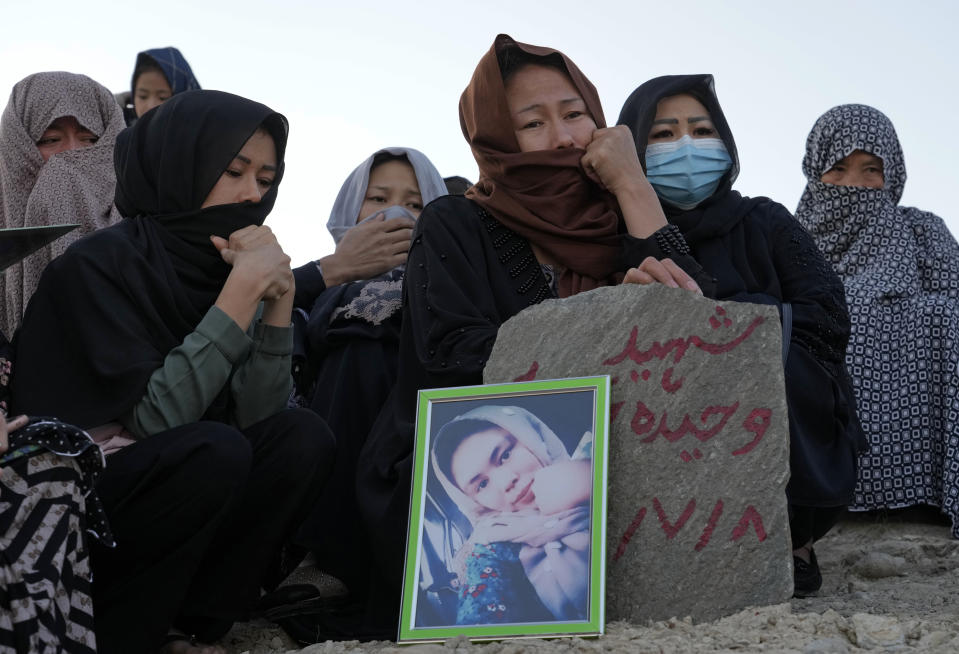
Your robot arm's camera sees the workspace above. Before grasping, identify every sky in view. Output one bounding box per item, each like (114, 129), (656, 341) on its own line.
(2, 0), (956, 265)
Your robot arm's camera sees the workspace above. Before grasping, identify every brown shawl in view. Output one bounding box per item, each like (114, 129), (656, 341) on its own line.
(460, 34), (623, 297)
(0, 72), (124, 336)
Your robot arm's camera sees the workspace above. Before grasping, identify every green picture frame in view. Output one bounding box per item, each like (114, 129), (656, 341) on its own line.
(398, 375), (610, 643)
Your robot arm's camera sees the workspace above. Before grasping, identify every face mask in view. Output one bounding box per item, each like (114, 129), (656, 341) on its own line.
(645, 136), (732, 210)
(158, 200), (269, 252)
(357, 204), (417, 226)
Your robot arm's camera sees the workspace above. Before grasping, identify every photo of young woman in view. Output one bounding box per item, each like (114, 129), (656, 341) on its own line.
(417, 393), (596, 628)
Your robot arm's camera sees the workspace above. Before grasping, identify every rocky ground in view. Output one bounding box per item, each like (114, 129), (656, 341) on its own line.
(225, 509), (959, 653)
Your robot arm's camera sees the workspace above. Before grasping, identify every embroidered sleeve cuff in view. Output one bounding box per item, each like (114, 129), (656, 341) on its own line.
(622, 224), (692, 268)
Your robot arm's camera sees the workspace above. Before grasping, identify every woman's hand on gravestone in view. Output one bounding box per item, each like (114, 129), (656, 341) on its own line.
(624, 256), (702, 294)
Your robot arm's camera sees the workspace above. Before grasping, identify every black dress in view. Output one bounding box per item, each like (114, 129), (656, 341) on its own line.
(295, 268), (404, 593)
(648, 190), (865, 513)
(355, 195), (710, 630)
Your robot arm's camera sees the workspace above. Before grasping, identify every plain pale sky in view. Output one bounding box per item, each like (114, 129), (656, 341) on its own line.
(2, 0), (955, 265)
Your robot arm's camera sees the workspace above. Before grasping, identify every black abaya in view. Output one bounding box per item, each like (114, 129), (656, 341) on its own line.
(624, 191), (864, 506)
(297, 280), (402, 592)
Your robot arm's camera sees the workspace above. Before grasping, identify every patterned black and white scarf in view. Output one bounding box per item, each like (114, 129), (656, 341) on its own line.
(796, 104), (959, 536)
(2, 331), (114, 652)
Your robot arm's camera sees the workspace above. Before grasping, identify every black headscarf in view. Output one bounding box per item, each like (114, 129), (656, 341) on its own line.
(616, 74), (763, 245)
(114, 89), (288, 313)
(12, 90), (288, 428)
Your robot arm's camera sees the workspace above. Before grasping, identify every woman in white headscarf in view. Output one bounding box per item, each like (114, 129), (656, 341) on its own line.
(796, 104), (959, 539)
(429, 405), (593, 625)
(0, 71), (125, 336)
(294, 147), (447, 601)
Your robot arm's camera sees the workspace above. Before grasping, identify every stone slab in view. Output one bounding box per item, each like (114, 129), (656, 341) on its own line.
(483, 284), (792, 623)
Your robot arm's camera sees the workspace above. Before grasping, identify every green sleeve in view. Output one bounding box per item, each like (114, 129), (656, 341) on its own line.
(121, 306), (251, 438)
(230, 318), (294, 429)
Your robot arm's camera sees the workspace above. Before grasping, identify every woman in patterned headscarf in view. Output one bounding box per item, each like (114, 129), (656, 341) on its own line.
(796, 104), (959, 540)
(0, 71), (125, 336)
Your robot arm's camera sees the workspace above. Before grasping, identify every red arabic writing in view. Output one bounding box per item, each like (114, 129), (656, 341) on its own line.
(613, 499), (768, 562)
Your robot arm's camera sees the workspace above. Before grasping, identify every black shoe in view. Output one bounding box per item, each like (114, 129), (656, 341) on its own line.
(272, 597), (393, 644)
(256, 584), (355, 622)
(793, 548), (822, 597)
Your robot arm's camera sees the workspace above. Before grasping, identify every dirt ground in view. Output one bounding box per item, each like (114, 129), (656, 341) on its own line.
(225, 509), (959, 653)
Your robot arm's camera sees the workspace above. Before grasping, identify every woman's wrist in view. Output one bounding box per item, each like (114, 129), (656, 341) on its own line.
(318, 253), (349, 287)
(214, 268), (266, 331)
(617, 181), (667, 238)
(261, 285), (294, 327)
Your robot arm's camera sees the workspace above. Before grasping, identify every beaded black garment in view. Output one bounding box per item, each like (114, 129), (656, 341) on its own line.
(477, 206), (554, 306)
(653, 223), (691, 257)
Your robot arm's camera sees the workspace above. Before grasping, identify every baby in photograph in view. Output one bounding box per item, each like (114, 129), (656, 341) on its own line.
(431, 405), (593, 624)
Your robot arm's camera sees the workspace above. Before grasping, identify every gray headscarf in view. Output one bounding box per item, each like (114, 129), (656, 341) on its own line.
(0, 72), (124, 336)
(325, 146), (446, 243)
(795, 104), (959, 536)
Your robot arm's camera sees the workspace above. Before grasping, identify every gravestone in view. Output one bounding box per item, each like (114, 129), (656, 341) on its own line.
(483, 284), (792, 623)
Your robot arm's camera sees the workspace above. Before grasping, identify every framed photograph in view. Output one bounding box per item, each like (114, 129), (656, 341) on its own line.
(398, 375), (610, 643)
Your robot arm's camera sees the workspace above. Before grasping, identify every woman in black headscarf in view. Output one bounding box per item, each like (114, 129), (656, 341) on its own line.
(618, 75), (865, 597)
(11, 90), (334, 654)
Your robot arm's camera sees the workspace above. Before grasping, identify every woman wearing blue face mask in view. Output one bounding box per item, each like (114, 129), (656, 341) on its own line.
(619, 75), (866, 598)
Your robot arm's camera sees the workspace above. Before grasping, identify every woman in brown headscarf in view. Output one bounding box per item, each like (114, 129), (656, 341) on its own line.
(0, 71), (124, 336)
(335, 34), (712, 640)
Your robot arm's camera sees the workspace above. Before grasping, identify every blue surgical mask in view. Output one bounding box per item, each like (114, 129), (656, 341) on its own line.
(645, 136), (732, 210)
